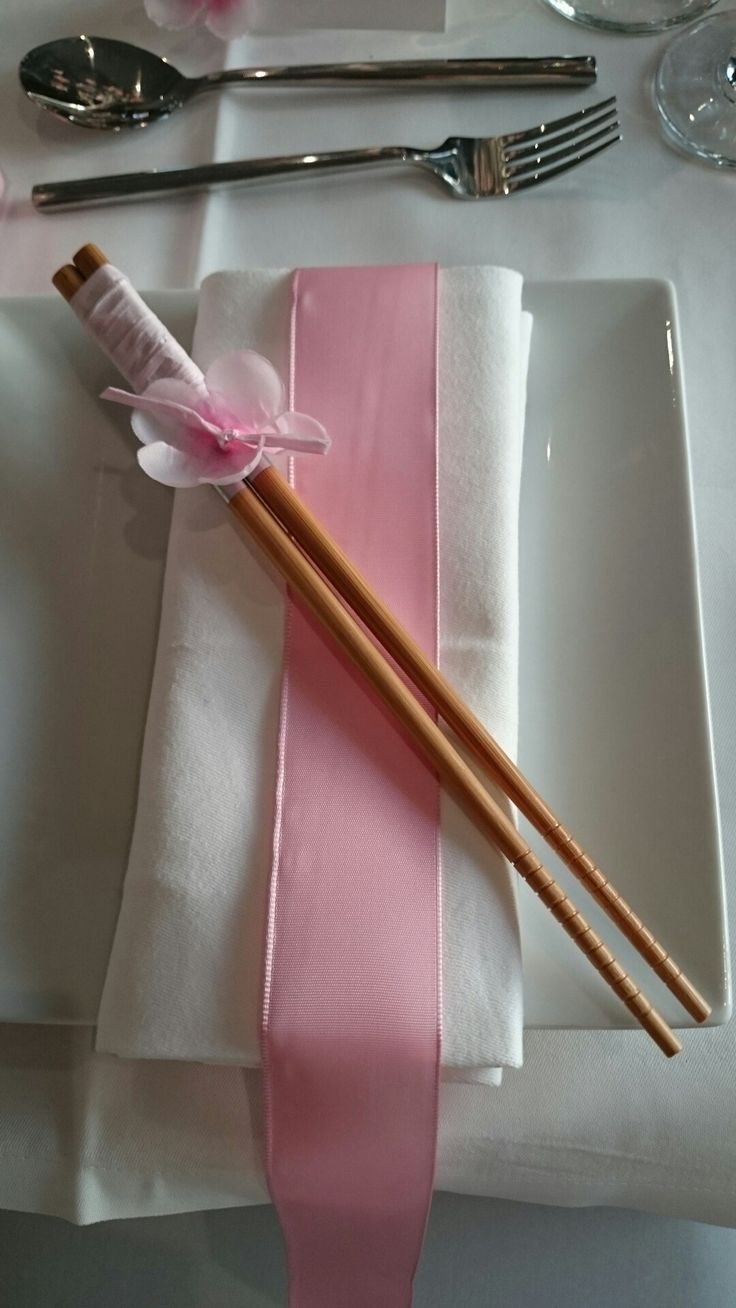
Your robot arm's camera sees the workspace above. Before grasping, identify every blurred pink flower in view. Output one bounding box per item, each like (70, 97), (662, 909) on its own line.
(144, 0), (251, 38)
(102, 348), (330, 488)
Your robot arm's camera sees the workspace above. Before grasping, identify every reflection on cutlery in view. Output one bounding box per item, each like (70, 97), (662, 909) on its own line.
(33, 98), (620, 210)
(19, 36), (598, 131)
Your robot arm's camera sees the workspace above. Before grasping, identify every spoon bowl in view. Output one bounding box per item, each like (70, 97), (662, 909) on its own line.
(19, 37), (599, 133)
(19, 37), (194, 129)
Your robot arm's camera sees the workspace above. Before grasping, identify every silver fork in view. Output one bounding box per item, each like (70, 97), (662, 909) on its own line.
(32, 98), (620, 211)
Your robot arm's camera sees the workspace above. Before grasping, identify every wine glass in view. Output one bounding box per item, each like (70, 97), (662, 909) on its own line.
(655, 11), (736, 165)
(541, 0), (717, 33)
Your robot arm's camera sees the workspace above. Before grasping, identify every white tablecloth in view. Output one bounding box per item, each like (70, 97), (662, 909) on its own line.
(1, 0), (735, 1226)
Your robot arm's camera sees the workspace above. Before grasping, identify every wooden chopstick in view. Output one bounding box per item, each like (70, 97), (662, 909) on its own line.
(64, 249), (709, 1025)
(251, 463), (711, 1025)
(232, 482), (683, 1056)
(52, 264), (84, 301)
(54, 246), (685, 1056)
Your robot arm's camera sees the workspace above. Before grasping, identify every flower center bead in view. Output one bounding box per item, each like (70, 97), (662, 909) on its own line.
(219, 428), (236, 446)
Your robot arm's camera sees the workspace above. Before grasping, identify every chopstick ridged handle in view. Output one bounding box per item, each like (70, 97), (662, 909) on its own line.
(513, 850), (674, 1044)
(249, 464), (710, 1025)
(231, 482), (681, 1058)
(542, 824), (705, 1019)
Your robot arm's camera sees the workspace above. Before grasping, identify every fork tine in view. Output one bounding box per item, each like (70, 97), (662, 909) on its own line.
(499, 95), (617, 149)
(503, 104), (618, 166)
(504, 120), (620, 181)
(506, 133), (621, 195)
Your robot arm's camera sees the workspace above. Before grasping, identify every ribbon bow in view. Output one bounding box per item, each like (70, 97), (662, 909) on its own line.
(103, 348), (329, 488)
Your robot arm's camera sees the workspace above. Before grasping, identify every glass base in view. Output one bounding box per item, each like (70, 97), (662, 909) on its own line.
(541, 0), (717, 33)
(655, 12), (736, 166)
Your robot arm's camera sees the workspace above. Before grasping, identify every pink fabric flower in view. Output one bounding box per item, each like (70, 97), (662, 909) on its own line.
(144, 0), (250, 39)
(102, 348), (329, 488)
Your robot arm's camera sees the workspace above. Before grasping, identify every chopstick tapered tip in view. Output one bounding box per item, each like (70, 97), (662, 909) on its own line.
(73, 243), (108, 280)
(51, 264), (84, 301)
(647, 1008), (683, 1058)
(678, 976), (711, 1024)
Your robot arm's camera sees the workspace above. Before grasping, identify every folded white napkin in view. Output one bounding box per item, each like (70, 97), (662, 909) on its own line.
(96, 266), (531, 1081)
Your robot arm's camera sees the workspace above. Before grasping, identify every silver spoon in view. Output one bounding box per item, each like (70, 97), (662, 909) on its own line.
(19, 36), (597, 131)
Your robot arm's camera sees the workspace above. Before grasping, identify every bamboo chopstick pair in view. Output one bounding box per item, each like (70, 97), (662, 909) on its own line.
(54, 243), (710, 1058)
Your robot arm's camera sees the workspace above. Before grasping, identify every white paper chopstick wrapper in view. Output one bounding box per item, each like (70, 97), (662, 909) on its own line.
(70, 264), (203, 390)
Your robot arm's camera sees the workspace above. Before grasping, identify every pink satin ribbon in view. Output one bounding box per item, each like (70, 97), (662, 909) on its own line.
(261, 264), (441, 1307)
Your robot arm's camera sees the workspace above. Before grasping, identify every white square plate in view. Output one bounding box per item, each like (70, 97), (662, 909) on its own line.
(0, 279), (728, 1027)
(519, 279), (728, 1028)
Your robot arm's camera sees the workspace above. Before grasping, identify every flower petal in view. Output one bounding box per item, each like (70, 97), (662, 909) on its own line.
(143, 377), (207, 407)
(211, 465), (254, 486)
(137, 442), (208, 488)
(132, 409), (214, 458)
(105, 385), (218, 434)
(204, 0), (252, 38)
(196, 435), (265, 484)
(104, 386), (224, 454)
(103, 384), (205, 426)
(205, 349), (286, 428)
(130, 409), (166, 447)
(137, 396), (222, 438)
(268, 411), (331, 454)
(144, 0), (205, 29)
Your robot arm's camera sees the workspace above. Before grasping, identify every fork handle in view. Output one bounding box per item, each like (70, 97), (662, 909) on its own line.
(200, 56), (597, 90)
(32, 147), (412, 211)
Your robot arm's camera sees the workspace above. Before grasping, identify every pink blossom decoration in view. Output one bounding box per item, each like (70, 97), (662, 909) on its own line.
(102, 348), (329, 488)
(144, 0), (251, 39)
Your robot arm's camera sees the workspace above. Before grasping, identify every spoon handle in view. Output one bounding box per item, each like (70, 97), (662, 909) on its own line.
(199, 56), (597, 90)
